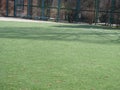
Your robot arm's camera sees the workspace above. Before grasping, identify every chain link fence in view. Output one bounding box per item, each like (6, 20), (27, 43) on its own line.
(0, 0), (120, 26)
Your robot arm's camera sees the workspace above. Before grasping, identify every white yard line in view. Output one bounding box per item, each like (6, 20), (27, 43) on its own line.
(0, 17), (91, 25)
(0, 17), (57, 24)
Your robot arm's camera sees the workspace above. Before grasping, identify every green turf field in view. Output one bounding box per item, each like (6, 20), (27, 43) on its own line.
(0, 21), (120, 90)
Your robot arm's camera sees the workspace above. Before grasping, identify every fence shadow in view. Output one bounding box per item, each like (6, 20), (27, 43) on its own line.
(0, 26), (120, 44)
(54, 24), (120, 30)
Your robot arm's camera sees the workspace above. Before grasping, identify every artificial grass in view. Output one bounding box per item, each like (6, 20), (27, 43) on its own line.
(0, 21), (120, 90)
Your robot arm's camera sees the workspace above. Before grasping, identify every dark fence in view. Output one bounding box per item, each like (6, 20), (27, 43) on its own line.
(0, 0), (120, 26)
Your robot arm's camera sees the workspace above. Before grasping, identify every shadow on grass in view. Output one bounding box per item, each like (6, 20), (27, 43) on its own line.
(54, 24), (120, 30)
(0, 26), (120, 44)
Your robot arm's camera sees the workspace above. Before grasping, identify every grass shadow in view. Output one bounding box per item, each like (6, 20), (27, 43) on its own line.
(54, 24), (120, 30)
(0, 26), (120, 44)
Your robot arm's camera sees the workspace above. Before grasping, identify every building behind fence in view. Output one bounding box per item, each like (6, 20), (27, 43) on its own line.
(0, 0), (120, 25)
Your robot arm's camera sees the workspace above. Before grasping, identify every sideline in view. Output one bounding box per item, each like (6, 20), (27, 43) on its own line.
(0, 17), (85, 25)
(0, 17), (58, 24)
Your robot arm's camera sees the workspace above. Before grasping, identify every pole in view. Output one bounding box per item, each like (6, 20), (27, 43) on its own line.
(41, 0), (45, 20)
(110, 0), (115, 26)
(14, 0), (16, 17)
(6, 0), (9, 16)
(27, 0), (32, 18)
(76, 0), (81, 22)
(57, 0), (61, 22)
(95, 0), (99, 24)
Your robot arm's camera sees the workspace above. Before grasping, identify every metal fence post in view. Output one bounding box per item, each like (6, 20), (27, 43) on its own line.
(95, 0), (99, 24)
(110, 0), (115, 26)
(27, 0), (32, 18)
(14, 0), (17, 17)
(41, 0), (45, 20)
(76, 0), (81, 22)
(6, 0), (9, 16)
(57, 0), (61, 22)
